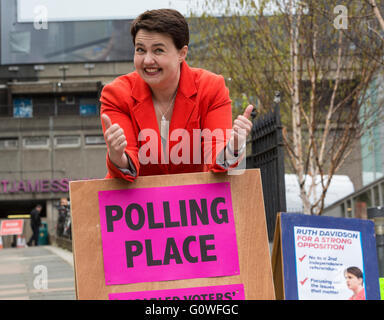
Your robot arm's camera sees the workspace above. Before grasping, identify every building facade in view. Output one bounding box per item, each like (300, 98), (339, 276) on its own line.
(0, 61), (134, 246)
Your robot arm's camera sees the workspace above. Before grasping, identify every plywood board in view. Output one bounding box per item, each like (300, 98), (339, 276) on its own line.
(271, 213), (285, 300)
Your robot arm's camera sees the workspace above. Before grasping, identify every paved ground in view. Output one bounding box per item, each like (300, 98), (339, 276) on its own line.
(0, 245), (76, 300)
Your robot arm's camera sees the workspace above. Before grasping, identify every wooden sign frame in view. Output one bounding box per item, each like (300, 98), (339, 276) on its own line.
(69, 169), (275, 300)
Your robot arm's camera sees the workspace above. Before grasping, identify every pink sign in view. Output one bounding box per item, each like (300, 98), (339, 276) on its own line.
(0, 220), (24, 236)
(109, 284), (245, 300)
(98, 182), (240, 285)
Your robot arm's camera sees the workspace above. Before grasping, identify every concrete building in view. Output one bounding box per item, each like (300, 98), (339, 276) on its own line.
(0, 61), (135, 246)
(0, 0), (141, 248)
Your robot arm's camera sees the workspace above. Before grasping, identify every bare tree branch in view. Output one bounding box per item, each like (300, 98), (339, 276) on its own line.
(190, 0), (384, 215)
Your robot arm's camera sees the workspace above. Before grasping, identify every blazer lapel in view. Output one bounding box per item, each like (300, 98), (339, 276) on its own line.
(130, 73), (159, 134)
(130, 74), (164, 165)
(170, 62), (198, 132)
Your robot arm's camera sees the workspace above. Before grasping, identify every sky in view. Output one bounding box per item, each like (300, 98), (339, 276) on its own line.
(18, 0), (203, 22)
(17, 0), (278, 22)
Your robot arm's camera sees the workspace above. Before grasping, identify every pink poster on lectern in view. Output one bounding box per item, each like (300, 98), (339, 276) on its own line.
(98, 182), (240, 285)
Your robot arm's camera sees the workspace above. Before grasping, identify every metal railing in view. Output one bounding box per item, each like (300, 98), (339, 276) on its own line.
(246, 94), (287, 241)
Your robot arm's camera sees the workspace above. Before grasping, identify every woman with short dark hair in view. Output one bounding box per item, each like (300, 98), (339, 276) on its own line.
(130, 9), (189, 50)
(100, 9), (253, 181)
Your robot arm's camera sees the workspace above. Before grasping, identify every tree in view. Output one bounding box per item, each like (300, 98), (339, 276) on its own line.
(365, 0), (384, 38)
(188, 0), (384, 214)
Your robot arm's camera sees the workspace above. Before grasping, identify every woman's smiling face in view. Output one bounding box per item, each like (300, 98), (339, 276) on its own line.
(134, 29), (187, 90)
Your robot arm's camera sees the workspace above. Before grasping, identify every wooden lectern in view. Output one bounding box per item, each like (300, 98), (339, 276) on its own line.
(69, 169), (275, 300)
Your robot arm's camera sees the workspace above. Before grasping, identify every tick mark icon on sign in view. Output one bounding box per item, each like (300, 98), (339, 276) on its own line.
(300, 277), (309, 286)
(299, 254), (306, 262)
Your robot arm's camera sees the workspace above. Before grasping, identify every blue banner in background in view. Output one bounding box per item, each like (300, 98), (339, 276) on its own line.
(13, 98), (33, 118)
(80, 104), (98, 116)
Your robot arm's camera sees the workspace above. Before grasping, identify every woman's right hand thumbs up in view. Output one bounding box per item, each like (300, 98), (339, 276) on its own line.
(101, 114), (128, 169)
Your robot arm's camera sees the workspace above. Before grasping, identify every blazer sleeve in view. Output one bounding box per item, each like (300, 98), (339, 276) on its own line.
(100, 79), (140, 182)
(200, 74), (238, 172)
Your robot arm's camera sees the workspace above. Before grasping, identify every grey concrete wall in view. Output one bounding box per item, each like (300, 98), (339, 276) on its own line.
(0, 116), (107, 202)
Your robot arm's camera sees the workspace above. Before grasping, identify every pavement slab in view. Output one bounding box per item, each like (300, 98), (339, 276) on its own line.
(0, 245), (76, 300)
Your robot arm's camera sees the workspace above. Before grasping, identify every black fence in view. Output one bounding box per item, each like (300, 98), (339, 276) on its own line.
(246, 96), (287, 241)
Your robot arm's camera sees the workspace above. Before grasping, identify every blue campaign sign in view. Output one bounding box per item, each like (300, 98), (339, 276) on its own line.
(272, 213), (380, 300)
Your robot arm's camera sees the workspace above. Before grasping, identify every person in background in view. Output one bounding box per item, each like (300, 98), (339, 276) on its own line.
(56, 198), (69, 237)
(27, 204), (42, 246)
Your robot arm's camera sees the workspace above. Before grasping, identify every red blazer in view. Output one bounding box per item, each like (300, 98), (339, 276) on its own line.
(100, 61), (234, 182)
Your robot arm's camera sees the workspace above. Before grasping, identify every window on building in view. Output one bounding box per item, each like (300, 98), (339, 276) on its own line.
(57, 96), (79, 116)
(85, 135), (105, 145)
(23, 136), (50, 148)
(361, 75), (384, 186)
(381, 182), (384, 206)
(340, 202), (346, 217)
(374, 185), (380, 206)
(32, 95), (55, 116)
(353, 191), (372, 219)
(346, 199), (353, 218)
(361, 125), (383, 186)
(65, 96), (75, 105)
(0, 137), (18, 149)
(54, 135), (81, 148)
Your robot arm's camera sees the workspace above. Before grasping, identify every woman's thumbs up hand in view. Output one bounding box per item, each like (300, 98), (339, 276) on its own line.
(229, 105), (254, 154)
(101, 114), (128, 169)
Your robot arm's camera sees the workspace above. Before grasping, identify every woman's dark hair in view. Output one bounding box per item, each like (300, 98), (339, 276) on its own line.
(345, 267), (363, 279)
(130, 9), (189, 50)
